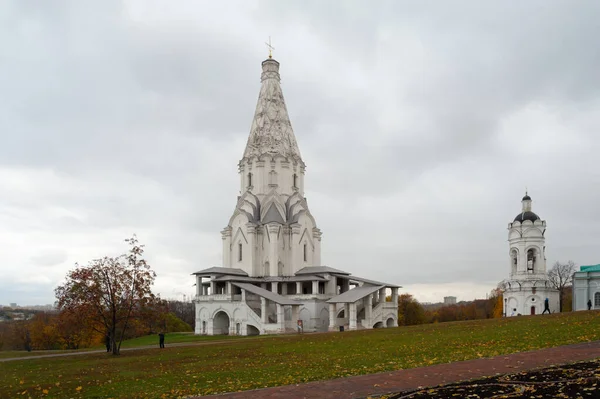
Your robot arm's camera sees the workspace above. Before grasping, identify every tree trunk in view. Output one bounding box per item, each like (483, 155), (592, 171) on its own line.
(111, 326), (119, 355)
(559, 288), (564, 313)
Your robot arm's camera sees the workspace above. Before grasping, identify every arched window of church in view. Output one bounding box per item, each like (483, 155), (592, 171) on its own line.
(238, 242), (243, 262)
(303, 243), (307, 262)
(527, 249), (535, 272)
(269, 170), (277, 186)
(595, 292), (600, 307)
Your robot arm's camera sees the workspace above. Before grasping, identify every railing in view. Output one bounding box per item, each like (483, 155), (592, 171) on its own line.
(285, 294), (332, 301)
(371, 302), (384, 321)
(246, 304), (263, 327)
(196, 294), (233, 302)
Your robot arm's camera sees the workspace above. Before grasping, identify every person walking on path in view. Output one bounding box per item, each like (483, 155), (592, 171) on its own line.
(542, 298), (551, 314)
(105, 333), (111, 353)
(24, 331), (32, 352)
(588, 299), (593, 310)
(158, 332), (165, 349)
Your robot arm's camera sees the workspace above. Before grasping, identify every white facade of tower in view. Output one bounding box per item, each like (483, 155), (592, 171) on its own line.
(501, 194), (559, 316)
(220, 58), (321, 277)
(193, 57), (399, 336)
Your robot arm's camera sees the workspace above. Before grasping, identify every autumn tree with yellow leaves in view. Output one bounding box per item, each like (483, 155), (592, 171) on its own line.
(55, 236), (161, 355)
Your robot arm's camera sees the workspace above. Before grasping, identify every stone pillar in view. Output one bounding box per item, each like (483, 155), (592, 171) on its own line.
(519, 243), (527, 274)
(207, 318), (214, 336)
(365, 294), (373, 328)
(296, 281), (302, 294)
(246, 223), (256, 276)
(312, 280), (319, 295)
(292, 305), (300, 326)
(313, 228), (322, 266)
(271, 282), (279, 294)
(241, 289), (246, 303)
(281, 283), (288, 295)
(195, 317), (201, 335)
(267, 224), (279, 276)
(379, 288), (386, 302)
(221, 227), (232, 267)
(196, 276), (202, 297)
(261, 297), (267, 323)
(391, 288), (398, 304)
(276, 304), (285, 331)
(349, 302), (357, 330)
(328, 303), (336, 331)
(227, 282), (233, 299)
(210, 279), (216, 296)
(327, 275), (337, 295)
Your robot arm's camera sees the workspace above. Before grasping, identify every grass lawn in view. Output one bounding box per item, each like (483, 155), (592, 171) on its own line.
(119, 332), (245, 348)
(0, 332), (245, 360)
(2, 311), (600, 398)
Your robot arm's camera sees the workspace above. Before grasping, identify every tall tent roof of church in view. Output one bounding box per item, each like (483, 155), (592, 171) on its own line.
(242, 58), (302, 161)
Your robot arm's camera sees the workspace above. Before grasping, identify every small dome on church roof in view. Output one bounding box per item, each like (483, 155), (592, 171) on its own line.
(522, 194), (532, 201)
(514, 211), (540, 223)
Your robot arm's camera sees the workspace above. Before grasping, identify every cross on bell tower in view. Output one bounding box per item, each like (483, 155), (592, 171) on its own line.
(265, 36), (275, 59)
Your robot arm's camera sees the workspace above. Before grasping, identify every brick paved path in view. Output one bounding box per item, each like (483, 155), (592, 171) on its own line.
(202, 340), (600, 399)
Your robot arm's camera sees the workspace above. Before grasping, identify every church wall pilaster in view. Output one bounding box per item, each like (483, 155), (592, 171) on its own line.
(290, 223), (301, 274)
(267, 224), (280, 276)
(299, 165), (305, 196)
(246, 223), (257, 276)
(221, 227), (232, 267)
(256, 226), (265, 275)
(313, 228), (322, 266)
(238, 164), (244, 193)
(256, 160), (265, 194)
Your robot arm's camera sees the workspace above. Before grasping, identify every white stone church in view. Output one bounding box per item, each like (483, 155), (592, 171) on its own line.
(501, 193), (559, 316)
(193, 56), (400, 336)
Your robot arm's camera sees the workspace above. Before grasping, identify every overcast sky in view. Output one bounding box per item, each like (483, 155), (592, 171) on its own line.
(1, 1), (599, 306)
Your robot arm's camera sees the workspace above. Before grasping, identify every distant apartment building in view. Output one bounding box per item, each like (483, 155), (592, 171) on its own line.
(444, 296), (457, 305)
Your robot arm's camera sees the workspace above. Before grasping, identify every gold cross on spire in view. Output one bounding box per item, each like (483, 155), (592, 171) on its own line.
(265, 36), (275, 59)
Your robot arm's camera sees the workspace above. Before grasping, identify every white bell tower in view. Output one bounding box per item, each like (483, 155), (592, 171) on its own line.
(508, 193), (547, 278)
(501, 192), (559, 317)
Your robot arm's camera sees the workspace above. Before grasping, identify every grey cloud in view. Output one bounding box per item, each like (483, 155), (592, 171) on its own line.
(30, 249), (68, 267)
(1, 1), (600, 305)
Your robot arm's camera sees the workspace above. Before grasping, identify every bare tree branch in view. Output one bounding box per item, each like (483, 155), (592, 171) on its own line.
(547, 260), (577, 312)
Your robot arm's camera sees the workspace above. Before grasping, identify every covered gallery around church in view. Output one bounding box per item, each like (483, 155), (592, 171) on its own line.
(192, 56), (400, 336)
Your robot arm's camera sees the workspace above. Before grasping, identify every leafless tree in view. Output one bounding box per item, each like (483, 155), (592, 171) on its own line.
(547, 260), (577, 312)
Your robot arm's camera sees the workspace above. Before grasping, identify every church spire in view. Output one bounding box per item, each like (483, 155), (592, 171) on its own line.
(242, 58), (302, 161)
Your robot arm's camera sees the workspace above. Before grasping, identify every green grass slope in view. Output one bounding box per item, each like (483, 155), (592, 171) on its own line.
(2, 311), (600, 398)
